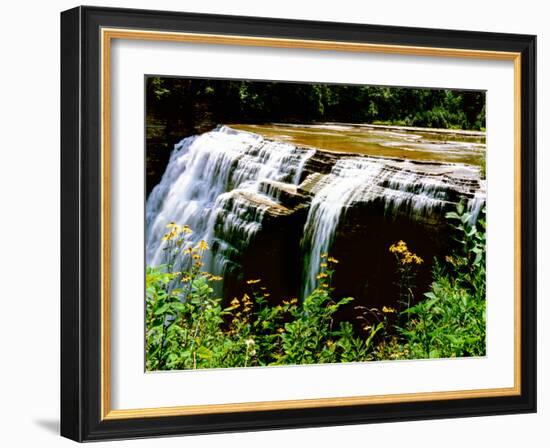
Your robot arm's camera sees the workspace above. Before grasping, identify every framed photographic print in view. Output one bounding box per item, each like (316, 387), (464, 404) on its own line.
(60, 6), (537, 442)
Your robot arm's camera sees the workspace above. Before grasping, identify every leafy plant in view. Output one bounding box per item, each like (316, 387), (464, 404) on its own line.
(384, 204), (486, 359)
(146, 228), (382, 370)
(146, 206), (487, 370)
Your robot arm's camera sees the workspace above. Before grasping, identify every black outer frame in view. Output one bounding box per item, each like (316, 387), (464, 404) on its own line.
(60, 5), (537, 442)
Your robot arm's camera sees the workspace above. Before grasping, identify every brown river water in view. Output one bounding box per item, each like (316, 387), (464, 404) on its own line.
(231, 123), (486, 168)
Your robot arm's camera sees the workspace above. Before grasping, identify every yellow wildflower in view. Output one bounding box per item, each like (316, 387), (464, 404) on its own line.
(197, 240), (209, 251)
(327, 256), (339, 264)
(182, 225), (192, 234)
(390, 240), (423, 265)
(320, 262), (328, 268)
(316, 272), (328, 280)
(389, 240), (407, 254)
(161, 229), (178, 241)
(246, 279), (261, 284)
(382, 306), (397, 313)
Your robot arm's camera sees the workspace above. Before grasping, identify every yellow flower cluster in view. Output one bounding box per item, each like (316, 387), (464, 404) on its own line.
(320, 253), (339, 264)
(201, 272), (222, 282)
(162, 223), (193, 242)
(389, 240), (423, 265)
(246, 279), (261, 285)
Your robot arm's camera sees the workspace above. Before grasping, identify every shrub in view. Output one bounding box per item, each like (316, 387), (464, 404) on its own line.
(384, 204), (486, 359)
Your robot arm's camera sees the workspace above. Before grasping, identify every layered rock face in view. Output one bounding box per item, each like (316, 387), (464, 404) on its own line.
(146, 125), (485, 307)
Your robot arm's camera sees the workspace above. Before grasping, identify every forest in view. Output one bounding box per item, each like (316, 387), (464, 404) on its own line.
(147, 77), (486, 131)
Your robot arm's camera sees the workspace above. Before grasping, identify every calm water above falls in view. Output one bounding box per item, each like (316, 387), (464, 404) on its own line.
(232, 123), (486, 168)
(146, 124), (486, 301)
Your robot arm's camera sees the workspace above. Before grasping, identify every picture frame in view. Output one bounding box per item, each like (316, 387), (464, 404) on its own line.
(60, 5), (536, 442)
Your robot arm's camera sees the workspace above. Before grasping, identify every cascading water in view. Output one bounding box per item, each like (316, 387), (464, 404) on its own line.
(145, 125), (315, 286)
(299, 157), (485, 299)
(146, 124), (486, 303)
(300, 159), (384, 299)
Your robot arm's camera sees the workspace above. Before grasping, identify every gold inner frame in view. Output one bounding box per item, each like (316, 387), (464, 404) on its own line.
(100, 27), (522, 420)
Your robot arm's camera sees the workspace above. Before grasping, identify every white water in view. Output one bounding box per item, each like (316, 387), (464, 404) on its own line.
(299, 158), (484, 298)
(146, 126), (486, 300)
(146, 126), (314, 281)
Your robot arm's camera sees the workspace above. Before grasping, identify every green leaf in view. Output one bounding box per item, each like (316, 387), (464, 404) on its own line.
(195, 346), (213, 360)
(153, 303), (169, 315)
(473, 251), (483, 265)
(445, 211), (460, 220)
(171, 302), (186, 313)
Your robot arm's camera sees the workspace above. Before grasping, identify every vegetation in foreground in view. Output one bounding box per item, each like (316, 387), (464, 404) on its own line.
(145, 204), (486, 371)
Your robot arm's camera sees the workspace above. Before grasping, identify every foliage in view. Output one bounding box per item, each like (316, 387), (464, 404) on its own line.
(381, 204), (486, 359)
(146, 227), (382, 370)
(146, 77), (486, 131)
(146, 204), (487, 370)
(389, 240), (424, 324)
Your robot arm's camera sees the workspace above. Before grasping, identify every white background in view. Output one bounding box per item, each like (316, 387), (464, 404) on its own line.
(0, 0), (546, 446)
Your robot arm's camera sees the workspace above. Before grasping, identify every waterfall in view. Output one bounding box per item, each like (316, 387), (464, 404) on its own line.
(146, 125), (485, 303)
(300, 158), (384, 299)
(145, 126), (315, 284)
(299, 157), (485, 299)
